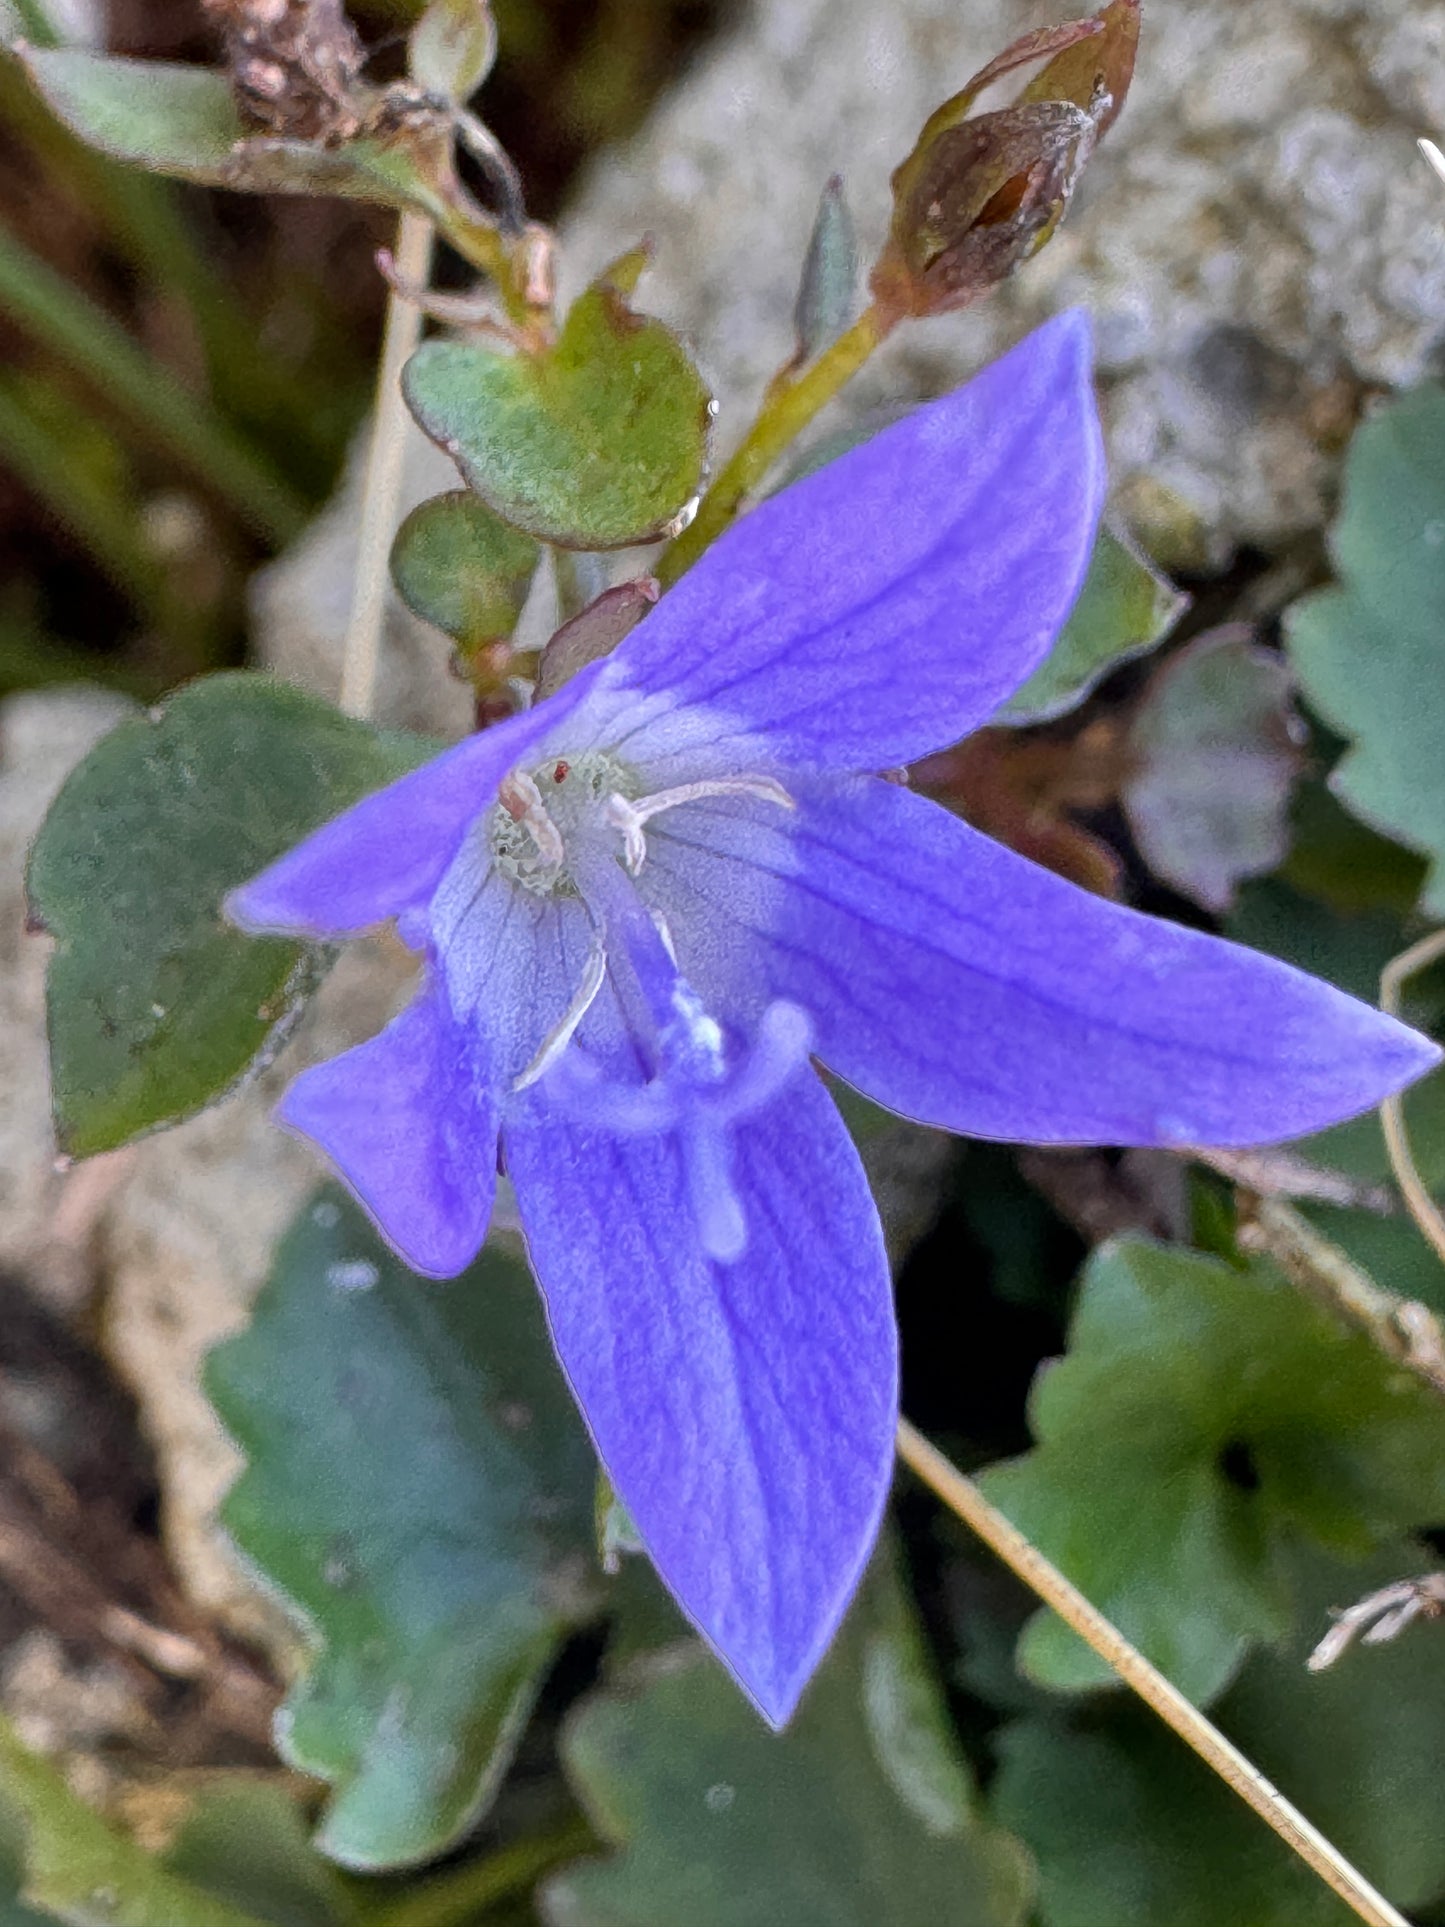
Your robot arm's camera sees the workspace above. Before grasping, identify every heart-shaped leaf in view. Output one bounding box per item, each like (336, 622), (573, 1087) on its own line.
(390, 490), (540, 662)
(206, 1191), (603, 1871)
(546, 1559), (1032, 1927)
(27, 673), (430, 1158)
(403, 254), (714, 549)
(979, 1237), (1445, 1705)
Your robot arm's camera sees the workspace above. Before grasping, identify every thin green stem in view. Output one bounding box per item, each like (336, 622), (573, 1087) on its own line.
(656, 305), (887, 588)
(373, 1819), (595, 1927)
(0, 224), (307, 544)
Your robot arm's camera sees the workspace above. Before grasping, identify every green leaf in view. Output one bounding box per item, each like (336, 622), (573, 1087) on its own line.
(792, 175), (858, 365)
(546, 1560), (1032, 1927)
(0, 1799), (54, 1926)
(164, 1780), (362, 1927)
(996, 526), (1185, 726)
(1277, 773), (1428, 917)
(0, 1715), (275, 1927)
(1287, 382), (1445, 915)
(997, 1706), (1349, 1927)
(27, 674), (429, 1158)
(17, 49), (456, 215)
(1122, 628), (1304, 912)
(403, 255), (714, 550)
(205, 1190), (603, 1872)
(409, 0), (497, 104)
(390, 491), (540, 661)
(978, 1237), (1445, 1704)
(993, 1541), (1445, 1926)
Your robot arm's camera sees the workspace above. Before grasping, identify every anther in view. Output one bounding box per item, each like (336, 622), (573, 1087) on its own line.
(605, 774), (794, 875)
(498, 769), (564, 869)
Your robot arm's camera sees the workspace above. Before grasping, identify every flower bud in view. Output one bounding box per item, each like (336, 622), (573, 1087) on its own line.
(871, 1), (1139, 323)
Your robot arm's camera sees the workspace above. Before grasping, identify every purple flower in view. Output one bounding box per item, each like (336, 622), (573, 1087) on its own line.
(230, 313), (1438, 1726)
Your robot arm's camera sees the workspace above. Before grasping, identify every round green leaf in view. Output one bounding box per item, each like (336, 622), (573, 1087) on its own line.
(390, 490), (540, 659)
(205, 1192), (603, 1872)
(27, 673), (430, 1158)
(403, 262), (714, 550)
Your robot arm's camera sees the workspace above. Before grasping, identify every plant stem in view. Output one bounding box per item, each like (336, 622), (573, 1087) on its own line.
(895, 1418), (1411, 1927)
(0, 224), (307, 544)
(338, 211), (433, 721)
(1238, 1195), (1445, 1398)
(375, 1818), (595, 1927)
(656, 305), (887, 588)
(1380, 927), (1445, 1269)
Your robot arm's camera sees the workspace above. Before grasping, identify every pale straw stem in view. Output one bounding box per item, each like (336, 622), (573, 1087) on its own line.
(895, 1417), (1410, 1927)
(338, 211), (434, 720)
(1380, 927), (1445, 1269)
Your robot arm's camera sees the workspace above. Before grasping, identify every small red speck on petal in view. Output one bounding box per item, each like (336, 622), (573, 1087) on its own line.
(553, 761), (571, 784)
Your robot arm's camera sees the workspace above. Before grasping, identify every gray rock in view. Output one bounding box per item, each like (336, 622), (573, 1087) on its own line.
(0, 688), (130, 1287)
(558, 0), (1445, 566)
(257, 0), (1445, 703)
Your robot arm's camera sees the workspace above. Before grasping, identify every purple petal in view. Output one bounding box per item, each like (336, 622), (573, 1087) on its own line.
(228, 668), (600, 941)
(597, 311), (1104, 772)
(278, 980), (497, 1277)
(642, 777), (1440, 1146)
(504, 1070), (897, 1725)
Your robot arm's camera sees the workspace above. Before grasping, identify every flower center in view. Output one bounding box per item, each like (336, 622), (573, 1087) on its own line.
(487, 745), (805, 1263)
(487, 750), (638, 897)
(487, 750), (793, 897)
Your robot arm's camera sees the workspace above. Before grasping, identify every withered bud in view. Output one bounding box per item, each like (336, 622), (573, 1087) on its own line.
(202, 0), (367, 145)
(534, 579), (659, 702)
(871, 0), (1139, 325)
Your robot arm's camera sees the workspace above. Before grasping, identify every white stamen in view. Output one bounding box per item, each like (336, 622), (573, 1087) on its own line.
(512, 939), (608, 1091)
(498, 769), (564, 869)
(605, 774), (794, 874)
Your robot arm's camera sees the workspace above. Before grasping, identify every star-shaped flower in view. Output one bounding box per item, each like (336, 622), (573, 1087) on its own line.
(230, 313), (1438, 1725)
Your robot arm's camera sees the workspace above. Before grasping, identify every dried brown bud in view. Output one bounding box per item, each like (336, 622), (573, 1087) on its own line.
(871, 0), (1139, 324)
(202, 0), (367, 145)
(534, 578), (660, 701)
